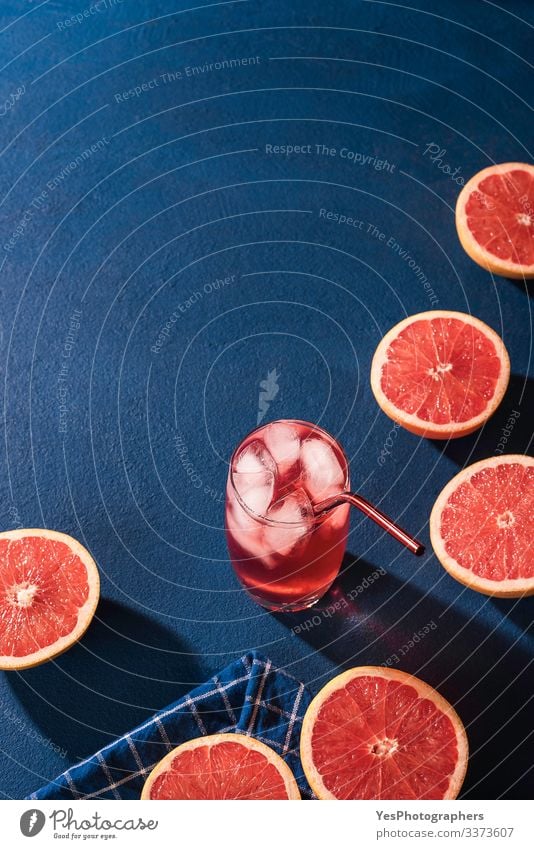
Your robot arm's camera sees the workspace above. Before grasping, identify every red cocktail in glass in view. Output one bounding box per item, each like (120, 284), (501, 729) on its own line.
(225, 420), (350, 611)
(225, 419), (423, 612)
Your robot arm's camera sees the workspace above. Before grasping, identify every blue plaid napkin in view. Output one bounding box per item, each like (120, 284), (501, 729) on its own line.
(29, 652), (313, 800)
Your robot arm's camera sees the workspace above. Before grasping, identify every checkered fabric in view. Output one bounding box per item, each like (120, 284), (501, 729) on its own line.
(29, 652), (313, 800)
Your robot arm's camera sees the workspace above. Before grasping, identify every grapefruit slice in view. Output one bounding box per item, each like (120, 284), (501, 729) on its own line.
(456, 162), (534, 279)
(0, 529), (100, 670)
(430, 455), (534, 597)
(370, 310), (510, 439)
(141, 733), (301, 799)
(300, 666), (468, 800)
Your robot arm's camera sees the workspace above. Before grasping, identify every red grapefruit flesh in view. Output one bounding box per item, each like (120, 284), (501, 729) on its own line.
(141, 733), (301, 799)
(370, 310), (510, 439)
(300, 666), (468, 800)
(456, 162), (534, 279)
(0, 529), (100, 670)
(430, 455), (534, 597)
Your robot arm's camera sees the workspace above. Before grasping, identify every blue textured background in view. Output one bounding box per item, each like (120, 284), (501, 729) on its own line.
(0, 0), (532, 799)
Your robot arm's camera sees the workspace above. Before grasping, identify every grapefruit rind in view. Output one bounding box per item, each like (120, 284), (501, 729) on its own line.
(141, 732), (301, 800)
(370, 310), (510, 439)
(300, 666), (468, 801)
(430, 455), (534, 598)
(455, 162), (534, 280)
(0, 528), (100, 671)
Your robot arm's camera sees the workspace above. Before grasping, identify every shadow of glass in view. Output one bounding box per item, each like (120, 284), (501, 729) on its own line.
(275, 552), (532, 800)
(7, 599), (201, 765)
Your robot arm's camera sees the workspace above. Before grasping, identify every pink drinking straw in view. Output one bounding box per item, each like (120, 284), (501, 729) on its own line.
(314, 491), (424, 556)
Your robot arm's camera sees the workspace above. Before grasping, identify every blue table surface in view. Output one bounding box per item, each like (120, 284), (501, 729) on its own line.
(0, 0), (532, 800)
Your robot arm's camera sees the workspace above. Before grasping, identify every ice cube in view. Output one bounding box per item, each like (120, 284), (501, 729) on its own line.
(233, 470), (274, 517)
(300, 437), (345, 502)
(263, 422), (300, 480)
(263, 488), (313, 559)
(226, 501), (266, 559)
(235, 439), (276, 476)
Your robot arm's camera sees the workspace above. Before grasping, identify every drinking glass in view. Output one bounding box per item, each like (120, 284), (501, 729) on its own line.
(225, 419), (422, 612)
